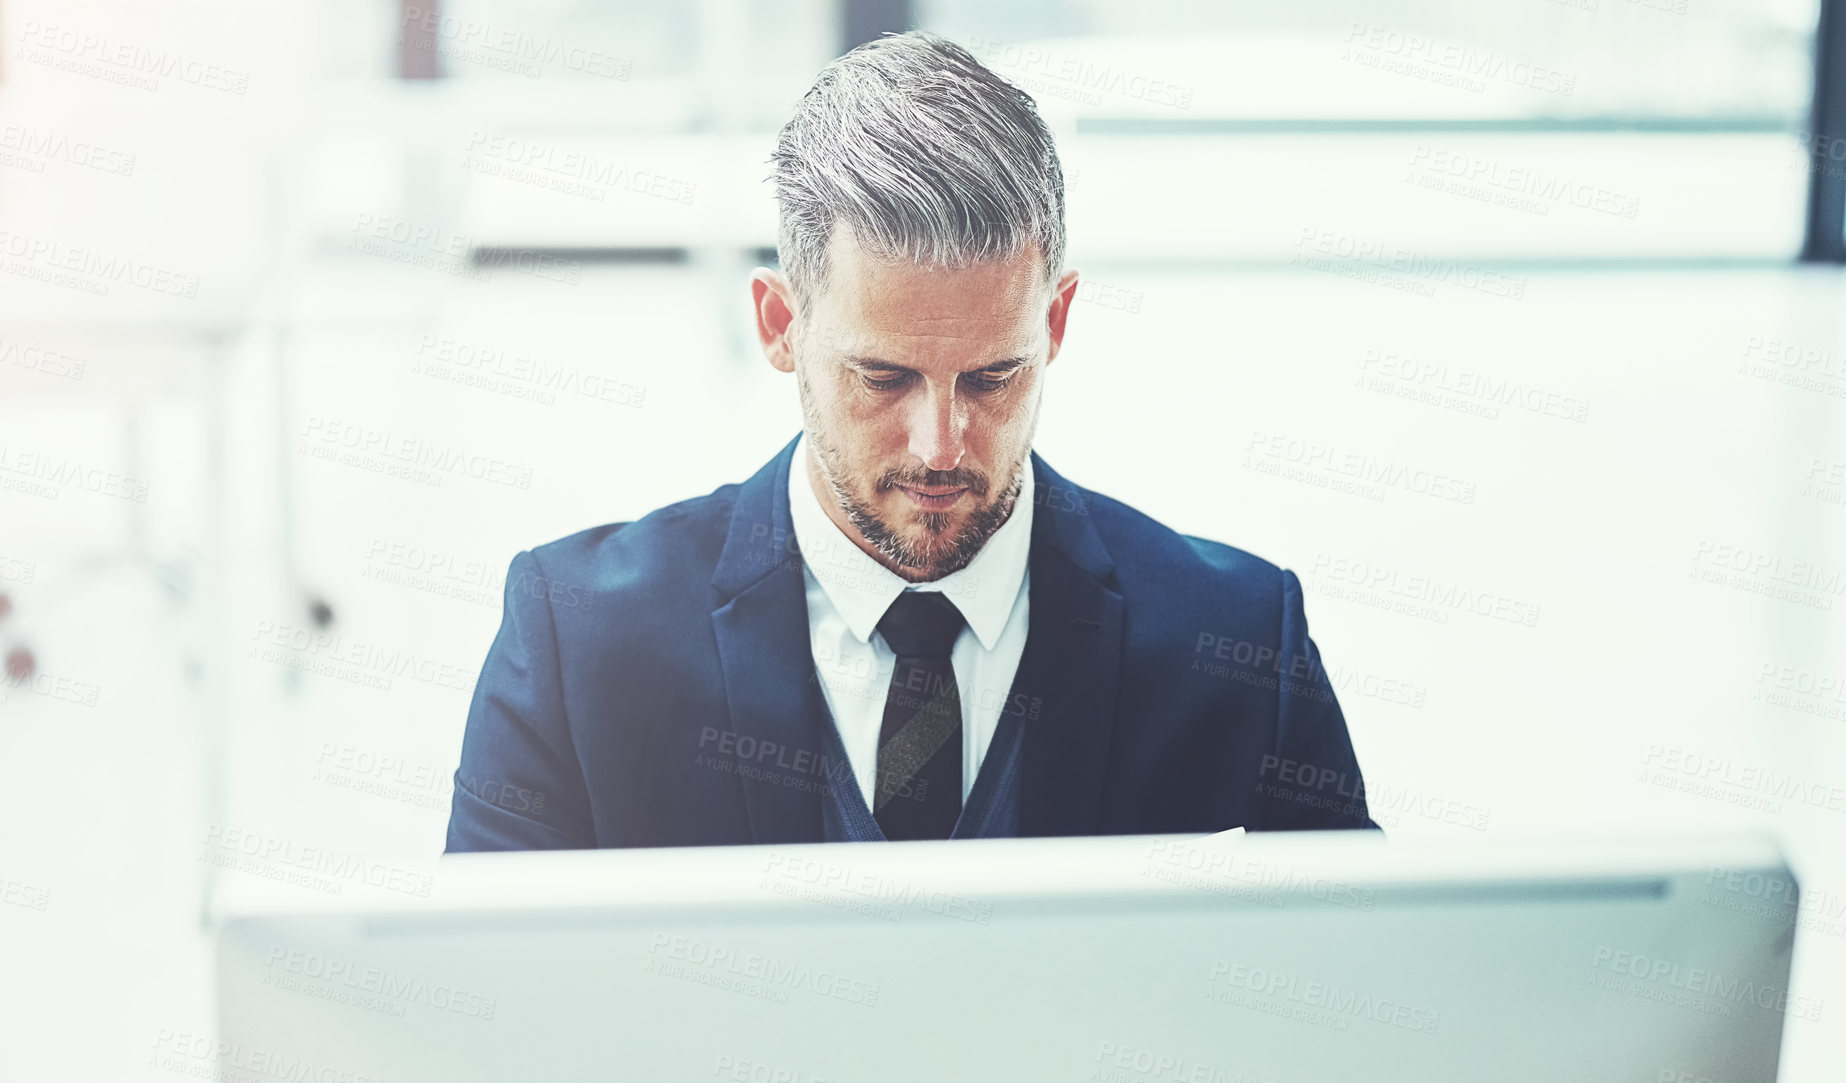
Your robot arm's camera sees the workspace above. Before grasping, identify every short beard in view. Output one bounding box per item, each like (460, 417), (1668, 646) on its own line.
(800, 378), (1026, 581)
(834, 464), (1022, 581)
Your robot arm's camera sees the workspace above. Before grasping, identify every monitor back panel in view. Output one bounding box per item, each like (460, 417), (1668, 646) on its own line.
(212, 833), (1801, 1083)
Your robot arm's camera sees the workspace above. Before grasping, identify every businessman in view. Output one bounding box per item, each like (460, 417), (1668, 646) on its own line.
(446, 32), (1376, 852)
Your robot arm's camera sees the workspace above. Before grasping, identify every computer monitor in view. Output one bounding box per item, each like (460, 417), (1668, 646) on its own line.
(209, 830), (1800, 1082)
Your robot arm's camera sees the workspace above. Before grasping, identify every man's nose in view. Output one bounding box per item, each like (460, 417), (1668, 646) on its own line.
(907, 380), (966, 473)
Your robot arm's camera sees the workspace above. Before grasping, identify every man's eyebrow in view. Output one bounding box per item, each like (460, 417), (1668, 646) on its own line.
(844, 356), (1029, 373)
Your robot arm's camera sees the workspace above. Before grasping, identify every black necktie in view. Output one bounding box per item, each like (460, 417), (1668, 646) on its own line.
(873, 591), (966, 840)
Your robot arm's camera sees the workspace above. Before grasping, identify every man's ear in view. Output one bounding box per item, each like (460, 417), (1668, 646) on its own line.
(1045, 268), (1080, 364)
(751, 269), (799, 374)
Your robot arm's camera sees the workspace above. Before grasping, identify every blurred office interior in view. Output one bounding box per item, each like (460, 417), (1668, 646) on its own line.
(1, 0), (1844, 1078)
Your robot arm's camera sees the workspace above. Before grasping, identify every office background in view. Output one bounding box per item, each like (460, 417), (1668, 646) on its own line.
(1, 0), (1843, 1078)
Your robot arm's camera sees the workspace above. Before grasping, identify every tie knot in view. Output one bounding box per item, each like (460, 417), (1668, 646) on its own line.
(877, 591), (965, 657)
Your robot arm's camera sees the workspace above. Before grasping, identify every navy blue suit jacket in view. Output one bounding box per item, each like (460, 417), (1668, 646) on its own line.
(446, 435), (1377, 852)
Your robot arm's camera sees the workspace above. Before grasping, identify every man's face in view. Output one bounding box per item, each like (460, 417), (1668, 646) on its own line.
(753, 225), (1080, 581)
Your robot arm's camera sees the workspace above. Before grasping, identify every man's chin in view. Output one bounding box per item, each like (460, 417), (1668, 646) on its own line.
(867, 509), (964, 573)
(834, 476), (1016, 581)
(886, 520), (959, 562)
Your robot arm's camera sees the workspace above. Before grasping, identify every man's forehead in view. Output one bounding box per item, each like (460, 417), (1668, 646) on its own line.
(812, 224), (1050, 322)
(808, 291), (1044, 367)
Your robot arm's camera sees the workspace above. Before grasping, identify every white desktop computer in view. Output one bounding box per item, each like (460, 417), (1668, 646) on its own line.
(211, 830), (1801, 1081)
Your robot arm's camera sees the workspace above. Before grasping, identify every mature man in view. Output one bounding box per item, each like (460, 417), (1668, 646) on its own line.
(446, 32), (1376, 852)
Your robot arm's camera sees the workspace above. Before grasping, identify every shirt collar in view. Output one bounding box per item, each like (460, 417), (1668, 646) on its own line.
(787, 433), (1033, 651)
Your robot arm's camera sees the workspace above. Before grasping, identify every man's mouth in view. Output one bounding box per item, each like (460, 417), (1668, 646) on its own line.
(895, 484), (968, 510)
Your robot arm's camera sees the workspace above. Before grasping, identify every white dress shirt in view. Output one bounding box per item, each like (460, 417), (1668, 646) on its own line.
(787, 434), (1033, 811)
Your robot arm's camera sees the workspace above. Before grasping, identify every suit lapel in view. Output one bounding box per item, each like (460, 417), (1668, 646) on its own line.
(1014, 454), (1124, 837)
(710, 436), (831, 844)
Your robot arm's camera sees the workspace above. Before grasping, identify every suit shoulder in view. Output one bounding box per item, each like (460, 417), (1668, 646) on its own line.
(1083, 488), (1287, 596)
(522, 481), (741, 590)
(1075, 486), (1296, 653)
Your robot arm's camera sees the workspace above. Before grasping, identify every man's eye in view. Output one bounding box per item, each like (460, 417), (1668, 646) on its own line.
(857, 371), (1012, 392)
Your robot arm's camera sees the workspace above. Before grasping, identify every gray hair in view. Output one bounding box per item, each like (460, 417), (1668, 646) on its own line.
(769, 31), (1066, 305)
